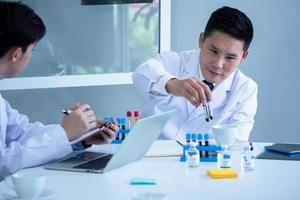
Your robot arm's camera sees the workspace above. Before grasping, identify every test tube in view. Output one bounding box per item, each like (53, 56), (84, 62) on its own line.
(134, 111), (139, 124)
(121, 118), (126, 140)
(191, 133), (197, 143)
(203, 80), (215, 120)
(186, 133), (191, 145)
(203, 105), (210, 122)
(204, 133), (209, 157)
(116, 117), (121, 140)
(126, 111), (132, 130)
(207, 102), (213, 120)
(197, 134), (203, 158)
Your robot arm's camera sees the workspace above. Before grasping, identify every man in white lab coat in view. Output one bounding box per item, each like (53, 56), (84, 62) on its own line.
(132, 6), (257, 143)
(0, 1), (118, 180)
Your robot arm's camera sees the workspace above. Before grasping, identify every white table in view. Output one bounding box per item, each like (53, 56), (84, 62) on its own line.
(1, 142), (300, 200)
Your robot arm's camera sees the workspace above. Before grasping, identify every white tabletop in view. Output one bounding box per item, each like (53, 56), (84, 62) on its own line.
(1, 142), (300, 200)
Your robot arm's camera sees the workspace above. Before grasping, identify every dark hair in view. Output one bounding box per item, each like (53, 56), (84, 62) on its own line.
(0, 1), (46, 57)
(204, 6), (253, 51)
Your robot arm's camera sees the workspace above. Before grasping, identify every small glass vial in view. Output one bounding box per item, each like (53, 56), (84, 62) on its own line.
(186, 141), (200, 168)
(220, 153), (231, 168)
(241, 143), (255, 171)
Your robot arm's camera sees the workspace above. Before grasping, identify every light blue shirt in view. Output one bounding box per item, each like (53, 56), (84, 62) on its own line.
(0, 94), (72, 180)
(132, 49), (258, 143)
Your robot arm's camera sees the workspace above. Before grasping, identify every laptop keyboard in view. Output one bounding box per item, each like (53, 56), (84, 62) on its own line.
(64, 152), (108, 163)
(73, 154), (113, 170)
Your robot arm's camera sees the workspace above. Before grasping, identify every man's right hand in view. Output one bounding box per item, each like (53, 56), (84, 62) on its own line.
(61, 104), (97, 141)
(165, 77), (212, 106)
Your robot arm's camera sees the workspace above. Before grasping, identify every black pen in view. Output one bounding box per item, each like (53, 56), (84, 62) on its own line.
(62, 109), (73, 115)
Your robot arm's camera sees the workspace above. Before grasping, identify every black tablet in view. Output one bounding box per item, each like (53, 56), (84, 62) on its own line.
(264, 143), (300, 155)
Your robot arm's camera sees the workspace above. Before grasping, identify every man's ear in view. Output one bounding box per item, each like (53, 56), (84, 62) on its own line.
(198, 32), (205, 49)
(8, 47), (22, 63)
(240, 50), (249, 64)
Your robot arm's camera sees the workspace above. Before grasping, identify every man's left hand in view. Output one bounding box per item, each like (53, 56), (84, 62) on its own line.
(83, 120), (119, 145)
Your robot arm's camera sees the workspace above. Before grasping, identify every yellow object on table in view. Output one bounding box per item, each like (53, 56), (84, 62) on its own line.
(207, 168), (238, 179)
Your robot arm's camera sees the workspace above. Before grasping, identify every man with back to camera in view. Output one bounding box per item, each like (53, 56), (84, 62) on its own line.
(0, 1), (119, 180)
(132, 6), (257, 143)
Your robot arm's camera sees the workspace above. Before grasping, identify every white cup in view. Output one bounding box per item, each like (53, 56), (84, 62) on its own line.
(211, 125), (239, 146)
(5, 173), (46, 199)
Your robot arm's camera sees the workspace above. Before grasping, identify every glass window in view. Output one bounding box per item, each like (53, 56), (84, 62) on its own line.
(18, 0), (159, 77)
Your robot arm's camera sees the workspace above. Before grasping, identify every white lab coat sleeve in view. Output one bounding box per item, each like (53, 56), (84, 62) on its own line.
(132, 51), (182, 97)
(226, 80), (258, 141)
(151, 73), (177, 95)
(0, 99), (72, 180)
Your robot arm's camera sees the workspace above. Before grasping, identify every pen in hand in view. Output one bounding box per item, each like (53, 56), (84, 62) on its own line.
(176, 140), (184, 147)
(62, 109), (73, 115)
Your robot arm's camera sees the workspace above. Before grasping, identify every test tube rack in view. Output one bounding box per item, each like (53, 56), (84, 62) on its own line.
(111, 129), (130, 144)
(180, 144), (222, 162)
(105, 110), (139, 144)
(180, 133), (222, 162)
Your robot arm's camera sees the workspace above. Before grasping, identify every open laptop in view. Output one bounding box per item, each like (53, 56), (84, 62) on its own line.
(44, 110), (175, 173)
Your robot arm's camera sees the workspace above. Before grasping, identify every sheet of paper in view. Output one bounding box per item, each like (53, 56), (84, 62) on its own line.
(145, 140), (182, 157)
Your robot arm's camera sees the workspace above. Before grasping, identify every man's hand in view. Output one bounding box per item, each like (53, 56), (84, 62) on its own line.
(61, 104), (97, 141)
(83, 120), (119, 145)
(166, 77), (212, 106)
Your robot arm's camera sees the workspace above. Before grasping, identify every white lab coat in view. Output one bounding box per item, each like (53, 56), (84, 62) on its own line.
(0, 94), (72, 180)
(132, 49), (258, 143)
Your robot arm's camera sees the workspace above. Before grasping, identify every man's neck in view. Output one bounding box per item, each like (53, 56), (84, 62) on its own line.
(0, 56), (11, 79)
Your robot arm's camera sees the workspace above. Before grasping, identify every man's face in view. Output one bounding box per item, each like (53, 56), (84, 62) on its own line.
(6, 43), (34, 78)
(199, 30), (248, 84)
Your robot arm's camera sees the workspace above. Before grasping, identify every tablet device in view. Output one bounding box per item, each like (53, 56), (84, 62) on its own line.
(70, 121), (112, 145)
(264, 143), (300, 155)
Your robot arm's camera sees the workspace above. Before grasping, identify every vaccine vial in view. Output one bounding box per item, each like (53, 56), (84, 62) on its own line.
(220, 153), (231, 168)
(186, 141), (200, 168)
(241, 143), (255, 171)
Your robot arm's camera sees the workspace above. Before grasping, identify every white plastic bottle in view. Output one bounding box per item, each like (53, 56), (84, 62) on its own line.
(241, 143), (255, 171)
(186, 141), (200, 168)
